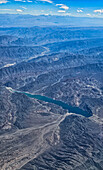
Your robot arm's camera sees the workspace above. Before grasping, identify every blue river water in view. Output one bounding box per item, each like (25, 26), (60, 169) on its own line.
(21, 92), (92, 118)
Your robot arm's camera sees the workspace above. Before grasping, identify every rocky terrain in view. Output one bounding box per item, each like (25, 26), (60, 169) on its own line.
(0, 22), (103, 170)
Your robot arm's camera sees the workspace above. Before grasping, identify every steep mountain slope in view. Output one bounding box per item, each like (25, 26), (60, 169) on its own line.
(0, 26), (103, 170)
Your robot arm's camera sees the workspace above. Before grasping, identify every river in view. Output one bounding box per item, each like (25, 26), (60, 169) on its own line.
(6, 87), (92, 118)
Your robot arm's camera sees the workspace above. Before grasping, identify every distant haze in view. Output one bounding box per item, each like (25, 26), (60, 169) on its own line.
(0, 14), (103, 27)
